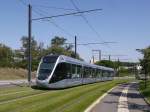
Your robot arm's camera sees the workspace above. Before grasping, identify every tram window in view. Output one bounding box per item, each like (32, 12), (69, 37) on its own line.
(97, 69), (100, 78)
(85, 67), (88, 78)
(83, 67), (88, 78)
(109, 71), (114, 77)
(50, 63), (70, 83)
(110, 72), (114, 77)
(83, 67), (86, 77)
(38, 62), (55, 80)
(103, 71), (109, 77)
(108, 71), (111, 77)
(92, 69), (95, 78)
(99, 70), (102, 78)
(103, 71), (106, 77)
(71, 64), (76, 74)
(71, 64), (80, 78)
(94, 69), (97, 78)
(86, 67), (89, 78)
(95, 69), (98, 78)
(89, 68), (92, 78)
(66, 63), (72, 78)
(107, 71), (110, 77)
(102, 70), (104, 77)
(77, 65), (82, 78)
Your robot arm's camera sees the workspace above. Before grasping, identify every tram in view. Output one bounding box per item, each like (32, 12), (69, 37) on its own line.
(36, 55), (115, 88)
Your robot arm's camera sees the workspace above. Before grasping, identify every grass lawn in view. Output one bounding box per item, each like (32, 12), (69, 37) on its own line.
(139, 80), (150, 103)
(0, 79), (130, 112)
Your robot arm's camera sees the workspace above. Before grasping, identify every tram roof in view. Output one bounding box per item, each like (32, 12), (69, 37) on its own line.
(58, 55), (114, 71)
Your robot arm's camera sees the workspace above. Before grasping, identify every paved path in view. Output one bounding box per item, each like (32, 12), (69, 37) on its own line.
(0, 79), (35, 87)
(90, 82), (150, 112)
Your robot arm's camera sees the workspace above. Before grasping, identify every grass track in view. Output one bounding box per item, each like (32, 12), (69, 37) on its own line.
(0, 79), (130, 112)
(0, 86), (31, 95)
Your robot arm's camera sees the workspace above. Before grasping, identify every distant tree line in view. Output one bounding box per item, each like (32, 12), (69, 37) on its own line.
(0, 36), (81, 71)
(95, 60), (137, 76)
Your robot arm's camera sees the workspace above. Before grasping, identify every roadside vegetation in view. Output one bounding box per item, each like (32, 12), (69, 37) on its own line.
(0, 68), (36, 80)
(0, 36), (81, 71)
(0, 79), (130, 112)
(139, 80), (150, 103)
(95, 60), (136, 77)
(0, 36), (137, 80)
(137, 46), (150, 88)
(0, 36), (81, 80)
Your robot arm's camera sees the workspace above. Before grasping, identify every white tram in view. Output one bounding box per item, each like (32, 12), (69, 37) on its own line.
(36, 55), (115, 88)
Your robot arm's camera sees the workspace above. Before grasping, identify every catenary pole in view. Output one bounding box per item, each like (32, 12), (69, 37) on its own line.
(99, 50), (101, 61)
(75, 36), (77, 58)
(28, 4), (32, 86)
(109, 55), (111, 61)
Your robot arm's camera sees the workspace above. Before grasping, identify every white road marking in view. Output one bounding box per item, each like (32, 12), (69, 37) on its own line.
(117, 85), (129, 112)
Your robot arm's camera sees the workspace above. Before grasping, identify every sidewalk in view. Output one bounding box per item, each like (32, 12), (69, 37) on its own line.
(89, 82), (150, 112)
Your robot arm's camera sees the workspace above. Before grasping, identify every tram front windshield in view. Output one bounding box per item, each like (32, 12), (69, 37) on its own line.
(37, 56), (58, 80)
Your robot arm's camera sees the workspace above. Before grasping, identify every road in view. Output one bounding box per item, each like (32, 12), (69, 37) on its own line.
(90, 82), (150, 112)
(0, 79), (35, 87)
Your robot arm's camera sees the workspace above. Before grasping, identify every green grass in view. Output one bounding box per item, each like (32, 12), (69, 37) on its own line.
(0, 79), (130, 112)
(139, 80), (150, 103)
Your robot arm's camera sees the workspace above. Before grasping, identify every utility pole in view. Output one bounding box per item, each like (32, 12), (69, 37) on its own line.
(99, 50), (101, 61)
(92, 50), (101, 61)
(75, 36), (77, 58)
(92, 55), (95, 64)
(109, 55), (111, 61)
(117, 58), (120, 77)
(28, 4), (32, 86)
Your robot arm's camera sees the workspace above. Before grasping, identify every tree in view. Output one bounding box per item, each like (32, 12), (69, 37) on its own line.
(47, 36), (81, 59)
(95, 60), (116, 68)
(16, 36), (82, 70)
(0, 43), (13, 67)
(51, 36), (67, 47)
(21, 36), (39, 59)
(137, 46), (150, 88)
(20, 36), (44, 70)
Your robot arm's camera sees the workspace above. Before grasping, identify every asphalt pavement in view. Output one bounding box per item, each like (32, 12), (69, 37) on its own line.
(90, 82), (150, 112)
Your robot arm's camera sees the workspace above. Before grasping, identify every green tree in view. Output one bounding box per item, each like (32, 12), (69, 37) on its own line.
(47, 36), (80, 59)
(51, 36), (67, 47)
(137, 47), (150, 75)
(17, 36), (82, 70)
(137, 46), (150, 88)
(19, 36), (44, 70)
(21, 36), (39, 59)
(95, 60), (116, 68)
(0, 43), (13, 67)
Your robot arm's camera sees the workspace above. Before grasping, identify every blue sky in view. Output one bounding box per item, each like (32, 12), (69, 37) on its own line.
(0, 0), (150, 62)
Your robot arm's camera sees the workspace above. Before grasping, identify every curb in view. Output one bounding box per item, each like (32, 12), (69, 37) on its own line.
(84, 85), (117, 112)
(138, 88), (150, 106)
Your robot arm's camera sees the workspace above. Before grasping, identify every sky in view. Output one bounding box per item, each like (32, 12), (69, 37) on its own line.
(0, 0), (150, 63)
